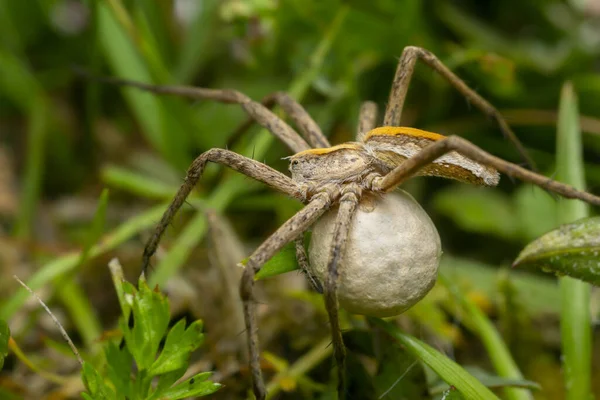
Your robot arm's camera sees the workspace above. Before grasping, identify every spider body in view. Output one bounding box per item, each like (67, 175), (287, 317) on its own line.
(101, 46), (600, 400)
(289, 126), (500, 200)
(289, 143), (374, 186)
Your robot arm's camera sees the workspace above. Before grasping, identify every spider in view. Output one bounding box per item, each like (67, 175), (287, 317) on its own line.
(98, 46), (600, 399)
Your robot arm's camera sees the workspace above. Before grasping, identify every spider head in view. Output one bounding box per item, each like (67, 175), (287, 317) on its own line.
(288, 143), (372, 184)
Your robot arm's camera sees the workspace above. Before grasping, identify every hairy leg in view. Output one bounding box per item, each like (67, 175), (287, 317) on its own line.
(295, 236), (323, 293)
(142, 149), (306, 274)
(228, 91), (331, 149)
(372, 135), (600, 207)
(356, 101), (379, 142)
(241, 193), (333, 399)
(383, 46), (536, 170)
(323, 187), (360, 399)
(83, 74), (311, 153)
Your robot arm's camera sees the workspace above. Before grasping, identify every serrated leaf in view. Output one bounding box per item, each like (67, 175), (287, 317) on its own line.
(0, 319), (8, 370)
(153, 367), (188, 395)
(82, 362), (117, 399)
(120, 279), (170, 370)
(149, 319), (204, 375)
(104, 341), (134, 397)
(149, 372), (221, 399)
(513, 217), (600, 285)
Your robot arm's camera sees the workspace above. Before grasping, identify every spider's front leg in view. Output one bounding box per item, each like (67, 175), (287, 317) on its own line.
(141, 149), (306, 274)
(385, 46), (536, 170)
(322, 186), (361, 399)
(240, 192), (334, 400)
(371, 135), (600, 206)
(230, 92), (331, 149)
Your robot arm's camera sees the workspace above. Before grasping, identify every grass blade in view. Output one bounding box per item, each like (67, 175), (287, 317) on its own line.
(555, 82), (591, 400)
(369, 318), (499, 400)
(0, 203), (168, 320)
(439, 273), (532, 400)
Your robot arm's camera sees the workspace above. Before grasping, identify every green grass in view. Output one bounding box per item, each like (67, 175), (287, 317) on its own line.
(1, 1), (599, 399)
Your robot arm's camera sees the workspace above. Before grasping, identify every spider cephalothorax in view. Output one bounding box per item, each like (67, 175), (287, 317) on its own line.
(101, 46), (600, 400)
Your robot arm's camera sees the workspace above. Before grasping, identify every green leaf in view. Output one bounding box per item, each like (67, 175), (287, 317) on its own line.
(149, 319), (204, 375)
(104, 341), (134, 397)
(0, 319), (8, 370)
(430, 366), (540, 394)
(82, 362), (118, 399)
(513, 216), (600, 284)
(119, 279), (170, 370)
(150, 372), (221, 399)
(254, 242), (299, 279)
(369, 318), (500, 400)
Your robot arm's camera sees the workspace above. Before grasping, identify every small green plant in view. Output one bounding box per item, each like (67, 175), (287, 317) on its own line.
(81, 259), (221, 400)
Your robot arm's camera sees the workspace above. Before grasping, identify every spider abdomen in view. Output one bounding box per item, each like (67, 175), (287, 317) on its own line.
(308, 190), (441, 317)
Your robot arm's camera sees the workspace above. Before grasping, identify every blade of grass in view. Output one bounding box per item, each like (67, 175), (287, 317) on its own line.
(174, 0), (221, 83)
(369, 318), (500, 400)
(556, 82), (591, 400)
(0, 203), (168, 320)
(99, 1), (193, 168)
(149, 6), (350, 286)
(0, 49), (49, 240)
(439, 272), (532, 400)
(14, 98), (47, 239)
(53, 189), (109, 353)
(8, 338), (67, 384)
(101, 165), (181, 200)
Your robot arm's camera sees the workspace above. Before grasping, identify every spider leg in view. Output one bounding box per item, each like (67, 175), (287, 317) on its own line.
(241, 193), (333, 400)
(228, 91), (331, 149)
(295, 236), (323, 293)
(372, 135), (600, 207)
(84, 74), (311, 153)
(142, 148), (306, 274)
(356, 100), (379, 141)
(323, 188), (360, 399)
(383, 46), (537, 170)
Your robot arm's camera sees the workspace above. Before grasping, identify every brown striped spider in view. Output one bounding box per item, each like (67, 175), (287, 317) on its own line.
(101, 46), (600, 399)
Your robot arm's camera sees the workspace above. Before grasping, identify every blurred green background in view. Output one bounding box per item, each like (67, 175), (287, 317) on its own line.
(0, 0), (599, 399)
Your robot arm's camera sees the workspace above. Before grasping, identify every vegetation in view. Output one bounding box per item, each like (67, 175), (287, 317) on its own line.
(0, 0), (599, 399)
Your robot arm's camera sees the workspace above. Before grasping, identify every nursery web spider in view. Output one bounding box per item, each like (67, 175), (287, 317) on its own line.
(100, 46), (600, 399)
